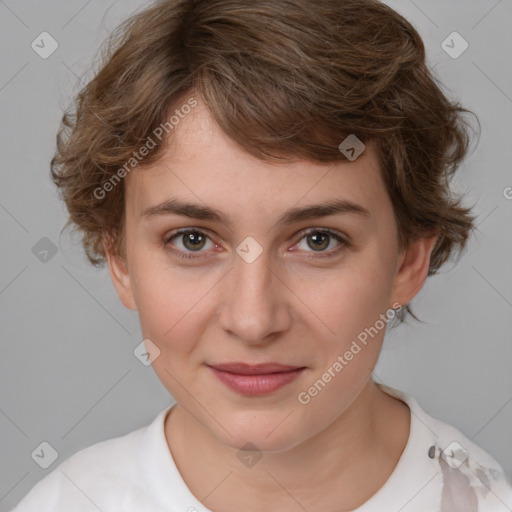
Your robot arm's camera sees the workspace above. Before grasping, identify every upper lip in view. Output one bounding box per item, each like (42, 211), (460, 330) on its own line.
(208, 362), (304, 375)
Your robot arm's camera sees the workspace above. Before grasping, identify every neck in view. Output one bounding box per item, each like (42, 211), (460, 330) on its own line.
(164, 379), (410, 511)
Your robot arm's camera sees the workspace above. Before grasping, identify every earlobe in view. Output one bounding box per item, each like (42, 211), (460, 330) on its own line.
(103, 239), (138, 311)
(389, 232), (439, 309)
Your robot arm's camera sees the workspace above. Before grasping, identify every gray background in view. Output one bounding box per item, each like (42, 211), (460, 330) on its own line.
(1, 0), (511, 510)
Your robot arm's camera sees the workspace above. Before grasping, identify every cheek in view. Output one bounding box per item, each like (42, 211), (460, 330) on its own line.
(293, 258), (394, 343)
(294, 266), (391, 416)
(130, 258), (215, 355)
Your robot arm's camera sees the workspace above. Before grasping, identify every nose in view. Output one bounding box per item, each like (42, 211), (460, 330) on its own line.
(218, 246), (292, 345)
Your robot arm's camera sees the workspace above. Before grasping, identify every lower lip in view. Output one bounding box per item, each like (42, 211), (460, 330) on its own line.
(208, 367), (305, 396)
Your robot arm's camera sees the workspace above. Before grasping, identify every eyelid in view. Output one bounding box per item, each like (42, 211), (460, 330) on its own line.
(295, 227), (348, 244)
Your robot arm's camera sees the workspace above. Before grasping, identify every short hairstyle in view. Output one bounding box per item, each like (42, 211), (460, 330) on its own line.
(51, 0), (478, 327)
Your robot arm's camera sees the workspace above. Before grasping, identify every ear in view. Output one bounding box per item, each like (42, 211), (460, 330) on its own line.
(389, 231), (439, 309)
(103, 238), (137, 311)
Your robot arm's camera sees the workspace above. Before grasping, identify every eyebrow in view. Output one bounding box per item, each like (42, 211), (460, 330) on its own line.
(141, 198), (371, 225)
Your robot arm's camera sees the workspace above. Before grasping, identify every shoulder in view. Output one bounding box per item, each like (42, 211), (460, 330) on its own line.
(429, 417), (512, 510)
(382, 384), (512, 511)
(10, 416), (159, 512)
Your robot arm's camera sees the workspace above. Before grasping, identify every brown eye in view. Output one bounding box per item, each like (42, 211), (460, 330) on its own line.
(181, 231), (207, 251)
(306, 232), (330, 251)
(164, 229), (215, 259)
(294, 229), (347, 257)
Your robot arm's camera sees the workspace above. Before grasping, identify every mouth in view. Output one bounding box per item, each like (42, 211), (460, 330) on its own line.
(206, 362), (306, 396)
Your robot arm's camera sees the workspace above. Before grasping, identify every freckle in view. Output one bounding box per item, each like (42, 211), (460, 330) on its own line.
(428, 445), (436, 459)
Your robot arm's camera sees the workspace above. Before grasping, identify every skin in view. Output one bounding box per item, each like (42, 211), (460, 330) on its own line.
(105, 96), (438, 511)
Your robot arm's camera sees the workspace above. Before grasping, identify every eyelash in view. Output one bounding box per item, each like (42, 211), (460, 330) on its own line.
(163, 228), (349, 260)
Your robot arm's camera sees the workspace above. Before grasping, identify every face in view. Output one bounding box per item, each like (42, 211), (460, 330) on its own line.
(107, 97), (436, 452)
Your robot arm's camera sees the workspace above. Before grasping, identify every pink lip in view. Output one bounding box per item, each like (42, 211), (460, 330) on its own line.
(207, 362), (306, 396)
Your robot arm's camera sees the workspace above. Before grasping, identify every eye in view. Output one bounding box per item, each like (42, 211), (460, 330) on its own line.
(292, 228), (348, 258)
(164, 229), (216, 259)
(164, 227), (349, 260)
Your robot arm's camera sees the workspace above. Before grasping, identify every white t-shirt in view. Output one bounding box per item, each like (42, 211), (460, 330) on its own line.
(10, 383), (512, 511)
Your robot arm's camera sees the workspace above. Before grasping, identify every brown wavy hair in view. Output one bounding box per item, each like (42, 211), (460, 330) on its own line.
(51, 0), (479, 327)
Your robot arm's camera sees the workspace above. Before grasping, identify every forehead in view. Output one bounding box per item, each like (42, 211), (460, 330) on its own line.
(124, 99), (388, 223)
